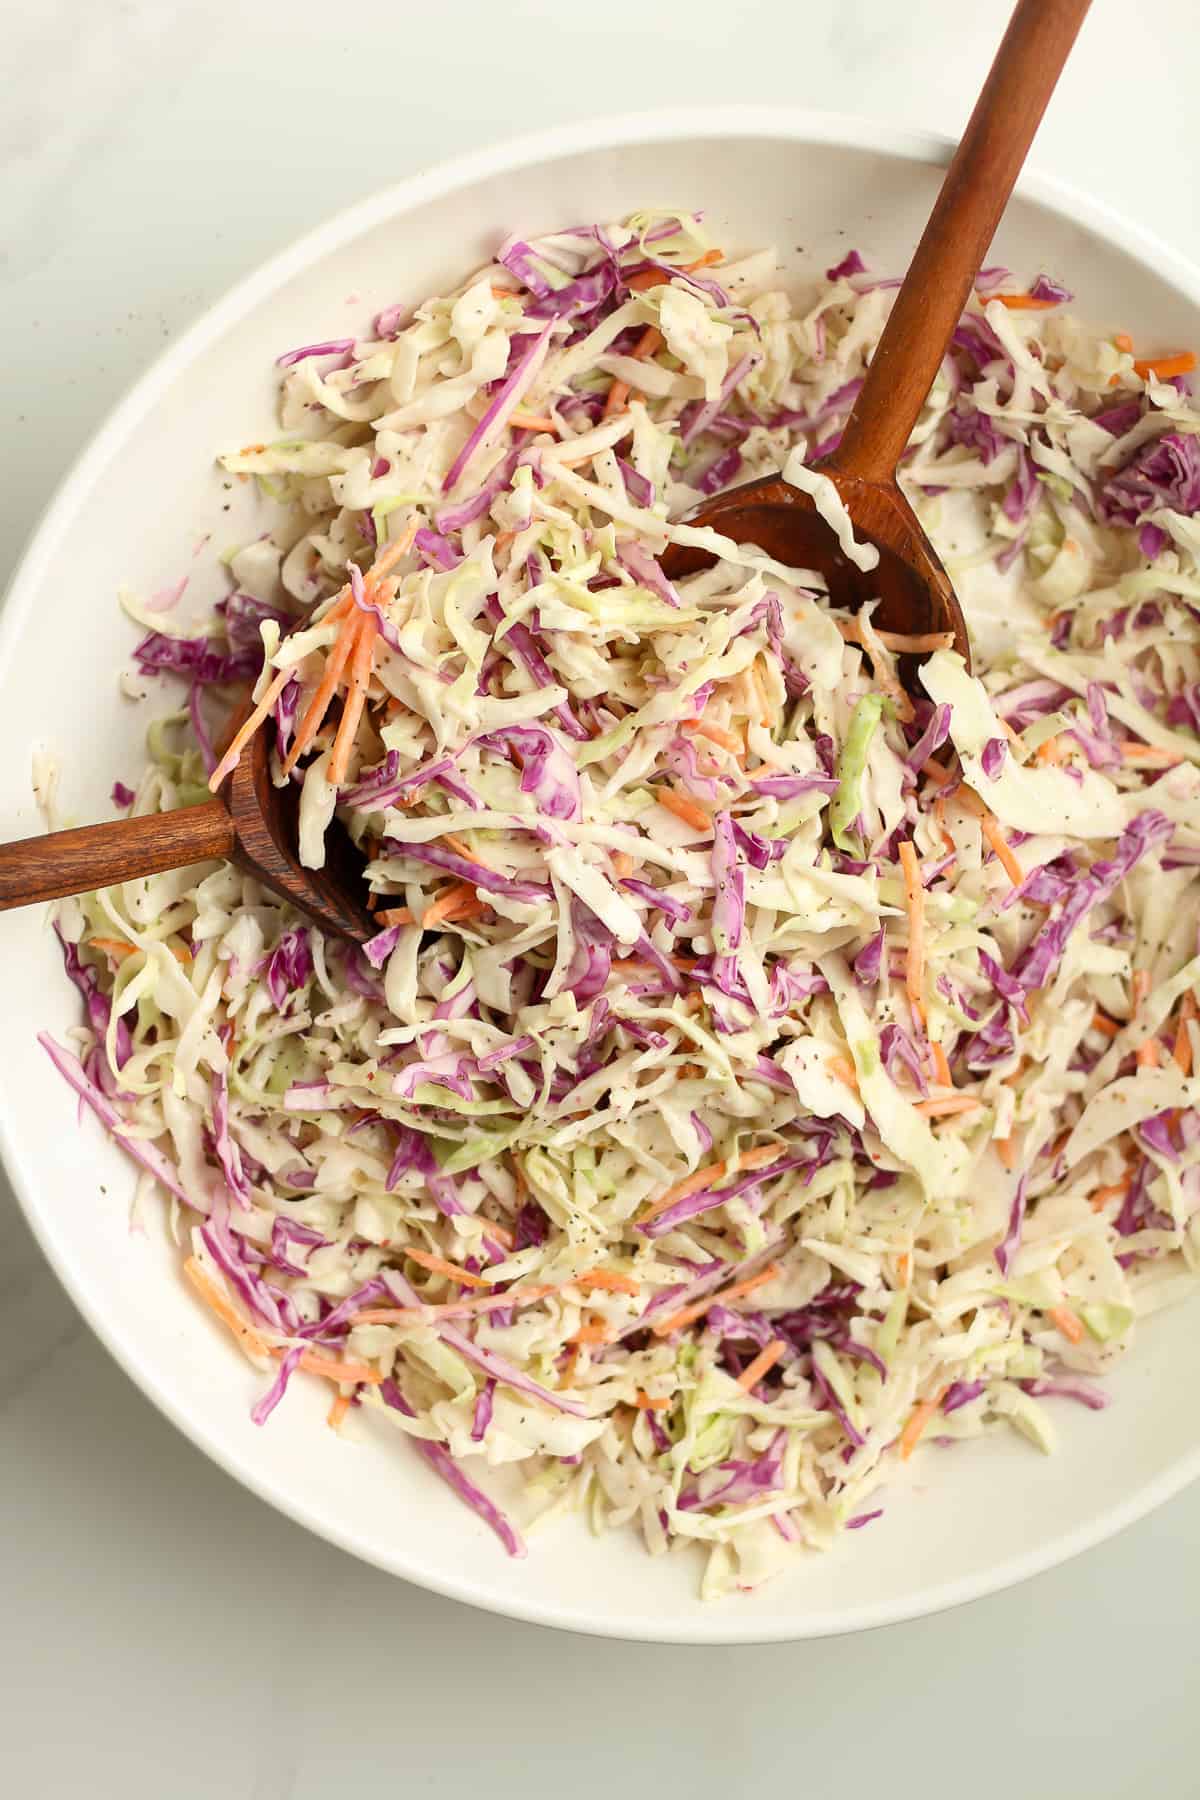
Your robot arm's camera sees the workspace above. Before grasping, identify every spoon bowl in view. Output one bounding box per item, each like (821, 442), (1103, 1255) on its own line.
(661, 0), (1090, 677)
(660, 469), (970, 665)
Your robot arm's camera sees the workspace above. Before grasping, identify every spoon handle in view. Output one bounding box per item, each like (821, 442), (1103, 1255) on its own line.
(0, 798), (237, 910)
(827, 0), (1091, 487)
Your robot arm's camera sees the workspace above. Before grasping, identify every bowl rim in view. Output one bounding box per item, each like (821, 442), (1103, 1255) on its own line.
(5, 103), (1200, 1645)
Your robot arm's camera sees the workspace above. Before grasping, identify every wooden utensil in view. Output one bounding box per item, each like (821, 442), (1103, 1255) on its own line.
(0, 0), (1088, 941)
(0, 741), (375, 943)
(660, 0), (1092, 669)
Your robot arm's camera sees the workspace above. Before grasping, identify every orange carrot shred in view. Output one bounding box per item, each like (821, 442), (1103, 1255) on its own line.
(328, 614), (378, 785)
(912, 1096), (982, 1119)
(634, 1390), (671, 1412)
(1133, 969), (1151, 1018)
(1137, 1036), (1161, 1069)
(1090, 1177), (1131, 1213)
(1174, 993), (1196, 1073)
(898, 841), (925, 1017)
(827, 1054), (860, 1092)
(685, 719), (743, 752)
(995, 1135), (1019, 1171)
(980, 813), (1024, 889)
(282, 611), (362, 776)
(185, 1256), (270, 1360)
(1113, 332), (1134, 353)
(1133, 351), (1196, 381)
(930, 1042), (953, 1089)
(1048, 1305), (1084, 1345)
(988, 293), (1058, 310)
(1093, 1010), (1121, 1039)
(652, 1261), (781, 1338)
(327, 1392), (351, 1431)
(737, 1339), (787, 1391)
(508, 410), (559, 433)
(575, 1269), (641, 1296)
(208, 663), (296, 790)
(657, 787), (713, 832)
(899, 1389), (947, 1459)
(406, 1248), (491, 1289)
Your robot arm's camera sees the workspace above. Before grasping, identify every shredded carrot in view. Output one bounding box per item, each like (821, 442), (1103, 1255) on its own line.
(896, 1251), (911, 1285)
(328, 614), (378, 786)
(652, 1261), (781, 1338)
(295, 1349), (382, 1387)
(508, 410), (560, 433)
(491, 284), (516, 300)
(568, 1318), (617, 1348)
(420, 881), (488, 927)
(603, 323), (665, 417)
(678, 991), (704, 1014)
(1036, 735), (1066, 765)
(354, 1282), (562, 1325)
(898, 1392), (946, 1459)
(634, 1390), (671, 1412)
(1119, 741), (1184, 767)
(685, 719), (742, 752)
(368, 521), (419, 581)
(921, 756), (952, 786)
(624, 253), (723, 293)
(575, 1269), (640, 1296)
(980, 813), (1024, 889)
(912, 1095), (982, 1119)
(930, 1042), (953, 1089)
(208, 664), (296, 789)
(1137, 1035), (1161, 1069)
(1113, 332), (1134, 353)
(1173, 993), (1197, 1073)
(281, 612), (362, 775)
(1133, 351), (1196, 381)
(640, 1144), (779, 1224)
(898, 841), (925, 1017)
(327, 1392), (351, 1431)
(89, 935), (191, 967)
(406, 1248), (491, 1289)
(995, 1135), (1019, 1171)
(184, 1256), (270, 1359)
(1090, 1176), (1131, 1213)
(1133, 968), (1151, 1018)
(827, 1054), (860, 1092)
(611, 851), (634, 879)
(748, 657), (771, 729)
(737, 1339), (787, 1391)
(1092, 1009), (1121, 1038)
(657, 786), (713, 831)
(1048, 1305), (1084, 1346)
(988, 293), (1058, 310)
(440, 832), (488, 866)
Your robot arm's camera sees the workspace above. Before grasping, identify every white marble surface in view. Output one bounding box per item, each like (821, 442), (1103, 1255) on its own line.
(2, 2), (1199, 1793)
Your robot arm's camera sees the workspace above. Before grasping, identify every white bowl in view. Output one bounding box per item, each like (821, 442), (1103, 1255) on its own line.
(3, 108), (1198, 1644)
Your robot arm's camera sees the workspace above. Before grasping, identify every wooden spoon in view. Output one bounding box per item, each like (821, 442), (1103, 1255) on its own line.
(0, 0), (1088, 940)
(0, 738), (375, 943)
(660, 0), (1092, 670)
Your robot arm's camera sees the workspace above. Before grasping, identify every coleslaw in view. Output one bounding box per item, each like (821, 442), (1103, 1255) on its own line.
(42, 214), (1200, 1597)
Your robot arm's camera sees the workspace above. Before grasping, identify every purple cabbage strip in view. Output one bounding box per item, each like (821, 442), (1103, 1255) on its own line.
(39, 1033), (190, 1204)
(1099, 432), (1200, 526)
(250, 1346), (304, 1425)
(941, 1379), (986, 1415)
(442, 323), (553, 493)
(277, 338), (355, 367)
(1011, 812), (1172, 991)
(380, 1379), (526, 1556)
(995, 1173), (1029, 1277)
(471, 1377), (497, 1443)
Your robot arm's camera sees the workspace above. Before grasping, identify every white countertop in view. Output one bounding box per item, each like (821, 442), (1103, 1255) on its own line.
(3, 2), (1198, 1792)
